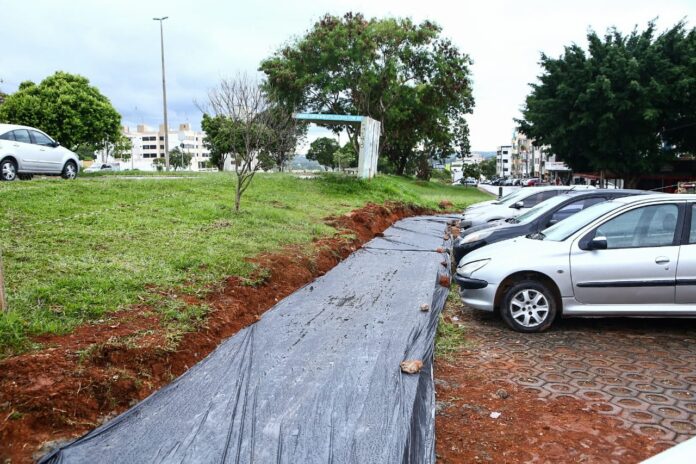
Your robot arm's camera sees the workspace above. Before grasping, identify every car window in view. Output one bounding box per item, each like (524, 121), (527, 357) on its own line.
(689, 204), (696, 244)
(0, 131), (15, 141)
(12, 130), (31, 144)
(543, 201), (624, 242)
(595, 204), (679, 249)
(522, 190), (557, 208)
(30, 130), (54, 146)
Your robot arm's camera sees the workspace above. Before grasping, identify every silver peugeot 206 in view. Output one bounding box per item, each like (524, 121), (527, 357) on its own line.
(455, 194), (696, 332)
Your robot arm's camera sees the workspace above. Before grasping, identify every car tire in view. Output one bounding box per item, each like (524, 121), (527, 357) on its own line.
(61, 161), (78, 180)
(18, 174), (33, 181)
(1, 158), (17, 181)
(500, 280), (557, 333)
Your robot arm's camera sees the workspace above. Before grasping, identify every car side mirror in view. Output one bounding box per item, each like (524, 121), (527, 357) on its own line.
(588, 236), (608, 250)
(51, 141), (60, 148)
(512, 201), (524, 209)
(548, 217), (559, 226)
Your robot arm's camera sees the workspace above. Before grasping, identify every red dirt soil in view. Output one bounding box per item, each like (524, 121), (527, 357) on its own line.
(0, 202), (431, 463)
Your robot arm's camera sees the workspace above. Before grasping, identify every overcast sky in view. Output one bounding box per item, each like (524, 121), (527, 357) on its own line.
(0, 0), (692, 152)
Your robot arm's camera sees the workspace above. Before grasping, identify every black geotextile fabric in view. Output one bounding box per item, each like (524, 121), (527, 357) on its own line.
(41, 216), (454, 464)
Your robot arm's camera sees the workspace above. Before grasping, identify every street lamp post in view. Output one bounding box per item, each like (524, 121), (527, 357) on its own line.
(153, 16), (170, 172)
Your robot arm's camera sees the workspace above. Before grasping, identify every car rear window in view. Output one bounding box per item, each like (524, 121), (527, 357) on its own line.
(0, 131), (15, 141)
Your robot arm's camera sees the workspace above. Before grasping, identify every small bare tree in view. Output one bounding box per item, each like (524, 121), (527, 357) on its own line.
(205, 74), (297, 212)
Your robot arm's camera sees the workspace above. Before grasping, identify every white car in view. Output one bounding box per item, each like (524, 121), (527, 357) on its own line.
(0, 124), (80, 181)
(84, 162), (118, 173)
(460, 186), (595, 228)
(454, 193), (696, 333)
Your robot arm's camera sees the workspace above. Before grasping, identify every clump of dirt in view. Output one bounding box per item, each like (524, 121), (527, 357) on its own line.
(0, 202), (429, 463)
(438, 199), (454, 210)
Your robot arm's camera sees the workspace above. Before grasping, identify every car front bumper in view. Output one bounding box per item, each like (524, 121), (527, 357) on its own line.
(454, 274), (497, 312)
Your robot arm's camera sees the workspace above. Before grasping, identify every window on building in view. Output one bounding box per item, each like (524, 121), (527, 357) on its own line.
(160, 145), (164, 149)
(159, 136), (164, 141)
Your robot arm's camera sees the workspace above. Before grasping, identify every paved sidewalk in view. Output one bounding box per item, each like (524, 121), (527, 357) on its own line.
(455, 308), (696, 448)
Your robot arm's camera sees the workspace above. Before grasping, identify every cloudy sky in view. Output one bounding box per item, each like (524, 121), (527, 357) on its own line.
(1, 0), (692, 152)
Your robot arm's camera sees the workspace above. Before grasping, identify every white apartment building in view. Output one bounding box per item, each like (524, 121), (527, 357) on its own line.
(496, 145), (512, 177)
(120, 123), (212, 171)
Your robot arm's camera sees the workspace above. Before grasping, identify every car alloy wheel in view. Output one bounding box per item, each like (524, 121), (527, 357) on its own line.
(62, 162), (77, 179)
(509, 289), (549, 328)
(501, 280), (557, 333)
(1, 160), (17, 181)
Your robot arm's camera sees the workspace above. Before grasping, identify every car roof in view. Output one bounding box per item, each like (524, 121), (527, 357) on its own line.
(0, 123), (35, 134)
(608, 193), (692, 204)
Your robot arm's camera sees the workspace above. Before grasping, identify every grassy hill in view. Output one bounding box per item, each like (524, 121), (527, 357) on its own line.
(0, 173), (489, 354)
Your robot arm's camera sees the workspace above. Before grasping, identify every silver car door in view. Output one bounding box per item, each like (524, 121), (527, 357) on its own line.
(570, 203), (681, 305)
(30, 130), (63, 173)
(676, 203), (696, 303)
(10, 129), (37, 170)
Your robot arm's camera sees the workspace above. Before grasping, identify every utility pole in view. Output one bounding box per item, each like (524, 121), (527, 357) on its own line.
(153, 16), (170, 172)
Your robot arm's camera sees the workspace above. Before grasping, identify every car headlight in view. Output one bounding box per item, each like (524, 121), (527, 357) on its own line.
(457, 259), (491, 277)
(461, 230), (493, 244)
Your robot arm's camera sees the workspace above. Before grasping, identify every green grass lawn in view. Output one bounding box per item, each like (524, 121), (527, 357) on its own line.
(0, 173), (489, 356)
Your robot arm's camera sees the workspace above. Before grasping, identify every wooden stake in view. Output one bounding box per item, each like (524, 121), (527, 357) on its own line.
(0, 248), (6, 312)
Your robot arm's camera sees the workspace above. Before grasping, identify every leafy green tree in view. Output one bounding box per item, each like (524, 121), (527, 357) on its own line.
(260, 12), (474, 176)
(518, 21), (696, 187)
(0, 71), (121, 151)
(333, 143), (356, 171)
(307, 137), (340, 170)
(169, 147), (192, 171)
(479, 157), (497, 179)
(102, 134), (132, 162)
(201, 114), (235, 171)
(261, 105), (307, 171)
(461, 163), (481, 182)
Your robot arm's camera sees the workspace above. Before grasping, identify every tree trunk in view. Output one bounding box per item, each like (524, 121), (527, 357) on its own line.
(234, 175), (242, 212)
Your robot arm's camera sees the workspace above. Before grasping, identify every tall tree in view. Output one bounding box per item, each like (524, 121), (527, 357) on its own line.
(204, 74), (299, 212)
(479, 157), (497, 179)
(260, 13), (474, 176)
(518, 21), (696, 187)
(0, 71), (121, 151)
(261, 105), (307, 171)
(307, 137), (340, 170)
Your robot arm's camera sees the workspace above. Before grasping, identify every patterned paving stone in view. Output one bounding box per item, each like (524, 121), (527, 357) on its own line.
(457, 308), (696, 444)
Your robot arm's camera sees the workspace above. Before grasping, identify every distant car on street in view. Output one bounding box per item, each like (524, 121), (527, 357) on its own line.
(84, 162), (118, 173)
(0, 124), (79, 181)
(461, 177), (478, 186)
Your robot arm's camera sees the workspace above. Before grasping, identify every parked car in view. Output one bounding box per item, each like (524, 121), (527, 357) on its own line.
(84, 162), (117, 173)
(525, 178), (541, 186)
(459, 186), (595, 229)
(0, 124), (79, 181)
(453, 189), (647, 265)
(453, 193), (696, 333)
(461, 177), (478, 186)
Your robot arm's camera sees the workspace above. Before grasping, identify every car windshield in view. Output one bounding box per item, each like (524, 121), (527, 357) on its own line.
(513, 195), (577, 224)
(540, 200), (624, 241)
(498, 189), (533, 206)
(513, 196), (564, 223)
(489, 190), (522, 205)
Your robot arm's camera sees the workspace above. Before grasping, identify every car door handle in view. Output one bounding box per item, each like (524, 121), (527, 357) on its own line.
(655, 256), (670, 265)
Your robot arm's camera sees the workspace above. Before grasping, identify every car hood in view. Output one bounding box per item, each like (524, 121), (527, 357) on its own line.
(460, 220), (511, 236)
(458, 235), (568, 268)
(463, 204), (518, 221)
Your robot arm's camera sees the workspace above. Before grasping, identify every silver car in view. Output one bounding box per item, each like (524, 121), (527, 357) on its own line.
(460, 186), (595, 228)
(0, 124), (80, 181)
(455, 194), (696, 332)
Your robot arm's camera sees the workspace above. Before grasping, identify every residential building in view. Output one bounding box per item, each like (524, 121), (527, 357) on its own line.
(119, 124), (212, 171)
(496, 145), (512, 177)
